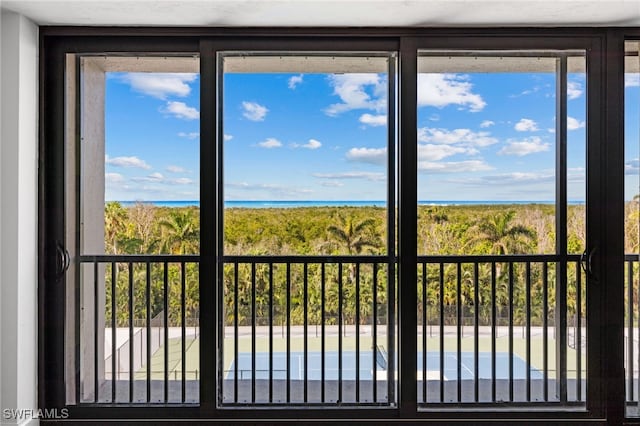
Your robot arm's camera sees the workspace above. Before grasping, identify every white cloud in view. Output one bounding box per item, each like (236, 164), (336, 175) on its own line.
(106, 155), (151, 170)
(418, 160), (493, 173)
(224, 134), (234, 141)
(320, 181), (345, 187)
(105, 172), (125, 183)
(178, 131), (199, 139)
(567, 116), (585, 130)
(172, 177), (194, 185)
(498, 136), (550, 156)
(346, 147), (387, 165)
(226, 182), (313, 197)
(480, 120), (495, 128)
(428, 114), (441, 122)
(359, 113), (387, 127)
(166, 165), (186, 173)
(163, 101), (199, 120)
(120, 73), (197, 99)
(514, 118), (539, 132)
(567, 81), (583, 100)
(325, 73), (386, 116)
(258, 137), (282, 149)
(303, 139), (322, 149)
(418, 144), (474, 161)
(288, 74), (304, 89)
(418, 127), (498, 147)
(509, 88), (537, 98)
(242, 101), (269, 121)
(291, 139), (322, 149)
(131, 172), (193, 185)
(626, 158), (639, 175)
(626, 74), (640, 88)
(132, 172), (164, 183)
(417, 74), (486, 112)
(312, 171), (386, 181)
(450, 172), (555, 186)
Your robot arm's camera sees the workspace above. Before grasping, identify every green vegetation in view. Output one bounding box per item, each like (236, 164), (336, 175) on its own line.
(102, 201), (639, 329)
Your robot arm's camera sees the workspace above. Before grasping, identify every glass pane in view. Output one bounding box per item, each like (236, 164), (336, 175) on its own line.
(417, 54), (557, 256)
(625, 40), (640, 417)
(416, 51), (586, 407)
(220, 53), (395, 406)
(76, 56), (200, 403)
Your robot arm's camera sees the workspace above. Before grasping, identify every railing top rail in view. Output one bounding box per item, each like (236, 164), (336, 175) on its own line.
(79, 254), (393, 263)
(77, 253), (606, 263)
(79, 254), (200, 262)
(418, 253), (582, 262)
(222, 254), (392, 263)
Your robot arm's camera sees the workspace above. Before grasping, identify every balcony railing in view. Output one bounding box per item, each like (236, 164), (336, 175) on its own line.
(74, 252), (616, 408)
(417, 254), (585, 406)
(220, 255), (393, 406)
(626, 254), (640, 417)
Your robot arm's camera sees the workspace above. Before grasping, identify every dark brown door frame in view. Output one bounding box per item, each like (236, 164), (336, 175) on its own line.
(39, 27), (626, 424)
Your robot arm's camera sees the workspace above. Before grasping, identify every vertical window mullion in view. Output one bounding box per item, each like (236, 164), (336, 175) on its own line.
(398, 37), (419, 415)
(199, 40), (217, 409)
(555, 55), (569, 403)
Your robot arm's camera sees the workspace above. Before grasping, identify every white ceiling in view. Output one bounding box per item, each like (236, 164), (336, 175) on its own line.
(2, 0), (640, 27)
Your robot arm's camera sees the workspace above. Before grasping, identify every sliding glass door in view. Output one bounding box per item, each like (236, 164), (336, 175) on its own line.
(44, 32), (619, 422)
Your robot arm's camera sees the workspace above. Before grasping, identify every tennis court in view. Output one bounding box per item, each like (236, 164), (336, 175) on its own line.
(225, 351), (542, 381)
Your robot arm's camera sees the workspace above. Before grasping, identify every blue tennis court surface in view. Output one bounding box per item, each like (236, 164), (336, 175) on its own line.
(226, 352), (542, 381)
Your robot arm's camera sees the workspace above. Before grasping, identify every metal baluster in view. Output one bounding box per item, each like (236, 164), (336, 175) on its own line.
(474, 262), (480, 402)
(181, 261), (186, 403)
(338, 263), (343, 404)
(439, 262), (445, 403)
(508, 262), (514, 402)
(526, 262), (531, 402)
(304, 263), (309, 403)
(372, 263), (378, 404)
(129, 262), (134, 403)
(163, 262), (169, 403)
(111, 262), (117, 402)
(422, 262), (427, 403)
(251, 262), (256, 403)
(577, 260), (583, 401)
(543, 262), (549, 402)
(286, 262), (291, 403)
(321, 263), (326, 404)
(356, 263), (361, 403)
(457, 263), (462, 402)
(269, 263), (274, 403)
(491, 262), (497, 402)
(146, 262), (151, 403)
(94, 261), (99, 402)
(233, 262), (239, 403)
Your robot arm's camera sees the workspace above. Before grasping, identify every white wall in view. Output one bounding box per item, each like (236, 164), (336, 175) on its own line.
(1, 10), (39, 426)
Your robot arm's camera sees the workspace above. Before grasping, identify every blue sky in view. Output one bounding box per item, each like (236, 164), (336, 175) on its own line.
(105, 72), (200, 201)
(103, 63), (639, 202)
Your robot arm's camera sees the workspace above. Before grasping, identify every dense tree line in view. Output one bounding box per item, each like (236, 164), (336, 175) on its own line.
(103, 201), (639, 328)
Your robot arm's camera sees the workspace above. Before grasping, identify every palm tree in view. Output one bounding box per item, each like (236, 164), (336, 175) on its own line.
(159, 209), (199, 254)
(326, 213), (382, 255)
(104, 201), (128, 254)
(467, 211), (537, 301)
(468, 210), (537, 256)
(325, 213), (383, 327)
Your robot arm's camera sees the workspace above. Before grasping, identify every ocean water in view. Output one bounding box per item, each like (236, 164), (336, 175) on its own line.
(113, 200), (583, 208)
